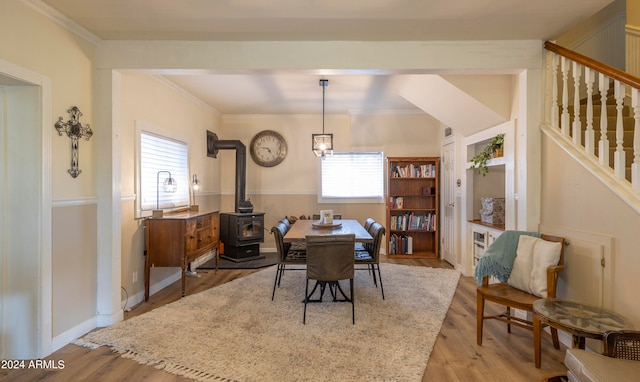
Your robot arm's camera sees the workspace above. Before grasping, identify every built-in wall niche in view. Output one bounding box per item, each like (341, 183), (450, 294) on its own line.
(469, 165), (505, 221)
(466, 135), (506, 222)
(463, 120), (514, 231)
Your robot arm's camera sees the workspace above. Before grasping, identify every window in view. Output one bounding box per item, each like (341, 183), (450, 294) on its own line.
(319, 151), (384, 203)
(137, 126), (189, 217)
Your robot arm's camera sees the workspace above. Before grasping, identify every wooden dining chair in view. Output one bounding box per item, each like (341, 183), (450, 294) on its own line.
(477, 233), (566, 356)
(304, 234), (356, 324)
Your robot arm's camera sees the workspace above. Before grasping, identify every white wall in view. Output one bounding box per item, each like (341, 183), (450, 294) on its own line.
(541, 134), (640, 327)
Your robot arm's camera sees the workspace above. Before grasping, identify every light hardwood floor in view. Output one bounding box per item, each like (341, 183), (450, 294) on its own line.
(1, 257), (568, 382)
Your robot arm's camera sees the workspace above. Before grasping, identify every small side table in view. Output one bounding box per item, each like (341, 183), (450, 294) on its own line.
(533, 298), (633, 368)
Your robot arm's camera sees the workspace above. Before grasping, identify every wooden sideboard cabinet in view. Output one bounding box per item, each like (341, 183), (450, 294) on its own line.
(144, 210), (220, 301)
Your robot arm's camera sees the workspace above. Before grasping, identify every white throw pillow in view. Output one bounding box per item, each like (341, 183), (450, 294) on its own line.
(507, 235), (537, 293)
(529, 239), (562, 297)
(507, 235), (562, 298)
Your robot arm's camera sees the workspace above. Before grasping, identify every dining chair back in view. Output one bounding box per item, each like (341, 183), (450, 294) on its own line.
(363, 218), (376, 233)
(303, 234), (356, 324)
(355, 222), (386, 299)
(270, 222), (306, 300)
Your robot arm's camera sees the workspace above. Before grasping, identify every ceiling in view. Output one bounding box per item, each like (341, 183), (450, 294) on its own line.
(34, 0), (614, 116)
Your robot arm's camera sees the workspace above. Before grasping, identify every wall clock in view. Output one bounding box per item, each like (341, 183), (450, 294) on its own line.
(249, 130), (288, 167)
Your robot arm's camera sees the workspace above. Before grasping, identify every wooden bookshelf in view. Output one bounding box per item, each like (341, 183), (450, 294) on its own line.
(386, 157), (439, 258)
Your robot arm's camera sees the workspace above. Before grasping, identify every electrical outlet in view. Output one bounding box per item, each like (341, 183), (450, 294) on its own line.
(133, 271), (138, 283)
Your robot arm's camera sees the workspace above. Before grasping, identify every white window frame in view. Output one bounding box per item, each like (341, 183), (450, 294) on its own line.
(135, 121), (190, 218)
(318, 151), (385, 204)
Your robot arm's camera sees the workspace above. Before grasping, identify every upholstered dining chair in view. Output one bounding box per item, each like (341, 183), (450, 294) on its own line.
(353, 218), (375, 252)
(355, 222), (386, 299)
(280, 217), (291, 230)
(476, 232), (566, 359)
(271, 222), (306, 300)
(303, 234), (356, 324)
(280, 217), (307, 253)
(363, 217), (376, 232)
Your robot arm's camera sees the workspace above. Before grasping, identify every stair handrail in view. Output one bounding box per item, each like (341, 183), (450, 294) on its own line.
(543, 41), (640, 213)
(545, 41), (640, 89)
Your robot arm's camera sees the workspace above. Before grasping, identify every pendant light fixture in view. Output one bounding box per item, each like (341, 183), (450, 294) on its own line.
(312, 79), (333, 157)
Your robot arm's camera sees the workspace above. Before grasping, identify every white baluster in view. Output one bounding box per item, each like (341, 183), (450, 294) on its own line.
(632, 88), (640, 192)
(551, 53), (559, 129)
(598, 74), (610, 166)
(614, 80), (626, 179)
(572, 62), (582, 146)
(584, 67), (595, 155)
(561, 57), (570, 137)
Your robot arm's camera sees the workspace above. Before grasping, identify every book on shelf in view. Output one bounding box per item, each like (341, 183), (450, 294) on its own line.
(390, 212), (436, 231)
(389, 234), (413, 255)
(391, 163), (437, 178)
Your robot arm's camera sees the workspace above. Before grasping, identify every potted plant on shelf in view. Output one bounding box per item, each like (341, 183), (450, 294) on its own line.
(470, 133), (504, 176)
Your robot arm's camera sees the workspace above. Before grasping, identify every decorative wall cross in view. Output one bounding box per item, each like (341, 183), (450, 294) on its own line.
(55, 106), (93, 178)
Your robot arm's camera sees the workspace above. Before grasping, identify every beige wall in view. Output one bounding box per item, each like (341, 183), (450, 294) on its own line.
(0, 0), (96, 200)
(555, 0), (626, 69)
(119, 74), (222, 298)
(9, 0), (637, 357)
(221, 113), (444, 249)
(541, 135), (640, 326)
(52, 205), (97, 336)
(629, 0), (640, 26)
(1, 0), (97, 352)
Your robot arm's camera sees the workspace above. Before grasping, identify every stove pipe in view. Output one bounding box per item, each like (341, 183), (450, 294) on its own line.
(206, 131), (253, 213)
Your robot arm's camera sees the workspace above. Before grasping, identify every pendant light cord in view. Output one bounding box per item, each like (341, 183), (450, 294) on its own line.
(321, 79), (327, 134)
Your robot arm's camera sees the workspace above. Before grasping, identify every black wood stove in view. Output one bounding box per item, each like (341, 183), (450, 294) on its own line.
(207, 131), (265, 262)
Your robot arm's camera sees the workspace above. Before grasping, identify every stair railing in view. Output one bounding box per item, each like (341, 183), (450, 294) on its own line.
(544, 41), (640, 196)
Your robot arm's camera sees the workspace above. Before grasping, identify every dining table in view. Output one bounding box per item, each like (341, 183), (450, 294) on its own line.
(283, 219), (373, 243)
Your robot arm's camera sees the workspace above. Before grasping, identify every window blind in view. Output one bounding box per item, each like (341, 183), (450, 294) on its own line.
(321, 152), (384, 199)
(139, 131), (189, 211)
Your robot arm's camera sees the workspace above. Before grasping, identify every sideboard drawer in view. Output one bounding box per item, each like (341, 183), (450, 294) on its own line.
(145, 210), (220, 301)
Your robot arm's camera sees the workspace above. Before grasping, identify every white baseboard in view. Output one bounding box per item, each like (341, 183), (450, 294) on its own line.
(52, 269), (189, 352)
(96, 309), (124, 328)
(52, 316), (97, 352)
(191, 250), (216, 268)
(123, 270), (183, 310)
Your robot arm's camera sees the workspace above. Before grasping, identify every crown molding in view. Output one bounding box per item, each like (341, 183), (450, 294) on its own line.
(21, 0), (102, 45)
(152, 75), (221, 115)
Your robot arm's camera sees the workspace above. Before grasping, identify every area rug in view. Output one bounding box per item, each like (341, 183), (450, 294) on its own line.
(74, 263), (460, 382)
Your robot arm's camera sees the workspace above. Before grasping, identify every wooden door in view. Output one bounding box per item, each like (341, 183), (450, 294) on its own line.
(441, 139), (457, 265)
